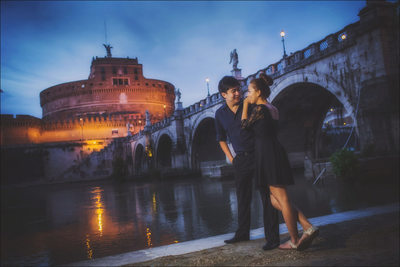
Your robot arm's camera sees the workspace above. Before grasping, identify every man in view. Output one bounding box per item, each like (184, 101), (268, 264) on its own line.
(214, 76), (280, 250)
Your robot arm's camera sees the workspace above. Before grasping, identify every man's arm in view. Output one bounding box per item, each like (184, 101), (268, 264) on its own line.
(215, 109), (233, 163)
(219, 141), (234, 163)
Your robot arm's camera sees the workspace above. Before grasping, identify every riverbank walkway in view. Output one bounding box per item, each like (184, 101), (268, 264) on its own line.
(67, 202), (399, 266)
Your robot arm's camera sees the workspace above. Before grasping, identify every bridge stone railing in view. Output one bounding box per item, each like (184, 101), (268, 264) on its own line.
(244, 21), (358, 84)
(182, 92), (224, 118)
(148, 117), (172, 132)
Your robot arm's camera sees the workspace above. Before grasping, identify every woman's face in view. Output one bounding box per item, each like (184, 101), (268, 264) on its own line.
(246, 83), (260, 104)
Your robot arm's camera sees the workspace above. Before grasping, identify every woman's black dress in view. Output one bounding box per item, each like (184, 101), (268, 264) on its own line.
(242, 104), (294, 188)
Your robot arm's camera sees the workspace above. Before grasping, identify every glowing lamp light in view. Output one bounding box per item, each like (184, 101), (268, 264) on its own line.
(343, 122), (347, 125)
(341, 34), (347, 40)
(205, 78), (210, 83)
(330, 108), (334, 112)
(280, 30), (285, 37)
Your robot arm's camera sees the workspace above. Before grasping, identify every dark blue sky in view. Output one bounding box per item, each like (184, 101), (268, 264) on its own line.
(1, 0), (369, 118)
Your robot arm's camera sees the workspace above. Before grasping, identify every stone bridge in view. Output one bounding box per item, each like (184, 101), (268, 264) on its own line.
(124, 2), (398, 178)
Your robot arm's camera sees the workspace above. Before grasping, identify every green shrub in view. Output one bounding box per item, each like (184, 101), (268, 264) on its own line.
(329, 148), (359, 178)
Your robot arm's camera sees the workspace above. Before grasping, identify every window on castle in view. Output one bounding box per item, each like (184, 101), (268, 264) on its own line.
(101, 67), (105, 73)
(124, 79), (128, 85)
(134, 68), (138, 74)
(119, 79), (123, 85)
(113, 79), (118, 85)
(123, 67), (127, 74)
(112, 67), (117, 74)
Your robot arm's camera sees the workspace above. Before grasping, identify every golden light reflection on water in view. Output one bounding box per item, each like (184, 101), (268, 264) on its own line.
(85, 234), (93, 259)
(152, 193), (157, 213)
(91, 187), (104, 236)
(146, 227), (152, 247)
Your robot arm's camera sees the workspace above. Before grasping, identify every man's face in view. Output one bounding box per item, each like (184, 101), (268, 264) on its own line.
(221, 86), (241, 105)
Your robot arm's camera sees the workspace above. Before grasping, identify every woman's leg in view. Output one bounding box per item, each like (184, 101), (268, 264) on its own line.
(269, 185), (299, 245)
(269, 193), (281, 211)
(270, 193), (312, 231)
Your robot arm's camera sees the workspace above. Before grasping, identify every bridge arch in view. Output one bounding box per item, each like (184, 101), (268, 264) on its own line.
(133, 142), (145, 174)
(271, 71), (357, 126)
(155, 133), (173, 168)
(269, 72), (359, 164)
(190, 113), (226, 170)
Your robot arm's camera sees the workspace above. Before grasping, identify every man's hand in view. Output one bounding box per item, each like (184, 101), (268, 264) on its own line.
(219, 141), (234, 164)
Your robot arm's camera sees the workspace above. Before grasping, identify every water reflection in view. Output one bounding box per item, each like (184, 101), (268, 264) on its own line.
(90, 187), (105, 236)
(1, 171), (397, 266)
(146, 227), (152, 247)
(85, 234), (93, 259)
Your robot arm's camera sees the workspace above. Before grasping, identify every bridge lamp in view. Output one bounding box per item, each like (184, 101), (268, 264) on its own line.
(280, 30), (288, 58)
(206, 78), (210, 97)
(79, 118), (84, 141)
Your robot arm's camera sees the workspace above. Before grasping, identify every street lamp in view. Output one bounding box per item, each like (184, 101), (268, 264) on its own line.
(280, 30), (287, 58)
(163, 104), (166, 119)
(79, 118), (84, 141)
(205, 78), (210, 97)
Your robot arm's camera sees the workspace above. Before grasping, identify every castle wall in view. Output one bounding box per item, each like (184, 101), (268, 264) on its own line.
(1, 114), (145, 145)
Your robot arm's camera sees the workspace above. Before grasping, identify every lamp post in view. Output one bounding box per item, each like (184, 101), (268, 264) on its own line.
(280, 30), (287, 58)
(79, 118), (83, 141)
(205, 78), (210, 97)
(163, 104), (167, 119)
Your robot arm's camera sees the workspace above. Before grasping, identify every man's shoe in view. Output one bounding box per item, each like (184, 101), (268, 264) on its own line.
(262, 241), (280, 250)
(224, 236), (249, 244)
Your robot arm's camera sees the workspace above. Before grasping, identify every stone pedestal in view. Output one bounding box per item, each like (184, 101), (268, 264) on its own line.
(231, 68), (242, 79)
(175, 101), (183, 111)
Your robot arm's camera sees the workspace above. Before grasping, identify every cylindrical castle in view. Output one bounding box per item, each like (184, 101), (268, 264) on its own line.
(40, 56), (175, 122)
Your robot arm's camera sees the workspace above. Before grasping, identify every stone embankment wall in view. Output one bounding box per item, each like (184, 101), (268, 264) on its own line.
(0, 139), (119, 185)
(0, 114), (145, 145)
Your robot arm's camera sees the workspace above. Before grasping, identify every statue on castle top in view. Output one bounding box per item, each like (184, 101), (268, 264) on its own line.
(103, 44), (113, 58)
(229, 49), (239, 70)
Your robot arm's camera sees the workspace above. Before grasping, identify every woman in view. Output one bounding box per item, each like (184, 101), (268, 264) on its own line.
(241, 73), (319, 250)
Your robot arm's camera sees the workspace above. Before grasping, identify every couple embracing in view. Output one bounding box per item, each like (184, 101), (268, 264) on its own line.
(215, 74), (319, 251)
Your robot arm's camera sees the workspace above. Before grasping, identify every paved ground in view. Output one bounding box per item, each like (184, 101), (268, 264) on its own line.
(126, 210), (399, 266)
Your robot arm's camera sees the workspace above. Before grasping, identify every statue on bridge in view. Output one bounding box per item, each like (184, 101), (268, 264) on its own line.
(229, 49), (239, 70)
(145, 110), (151, 127)
(103, 44), (113, 58)
(175, 88), (182, 103)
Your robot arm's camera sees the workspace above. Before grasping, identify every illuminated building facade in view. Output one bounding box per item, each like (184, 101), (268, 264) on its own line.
(1, 52), (176, 145)
(40, 56), (175, 121)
